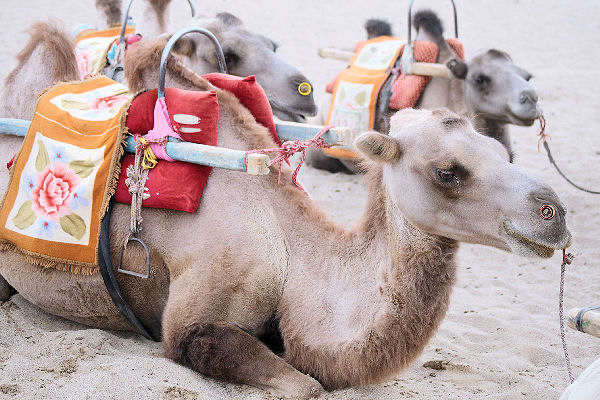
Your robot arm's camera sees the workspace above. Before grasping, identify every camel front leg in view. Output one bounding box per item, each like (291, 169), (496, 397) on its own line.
(164, 321), (324, 399)
(0, 274), (15, 301)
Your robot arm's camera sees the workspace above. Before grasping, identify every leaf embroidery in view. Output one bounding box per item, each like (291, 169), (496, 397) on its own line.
(355, 91), (367, 106)
(338, 86), (347, 103)
(59, 213), (87, 240)
(12, 200), (37, 230)
(35, 140), (50, 172)
(70, 158), (95, 178)
(60, 99), (91, 111)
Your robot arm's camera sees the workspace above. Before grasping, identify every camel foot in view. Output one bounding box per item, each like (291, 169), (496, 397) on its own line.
(0, 274), (15, 301)
(164, 321), (324, 399)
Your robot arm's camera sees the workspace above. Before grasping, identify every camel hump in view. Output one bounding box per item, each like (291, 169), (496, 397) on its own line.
(364, 19), (393, 39)
(413, 9), (444, 38)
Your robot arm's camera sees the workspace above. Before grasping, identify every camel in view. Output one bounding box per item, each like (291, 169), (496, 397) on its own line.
(95, 1), (317, 122)
(169, 12), (318, 122)
(0, 15), (316, 122)
(309, 10), (540, 173)
(0, 24), (572, 398)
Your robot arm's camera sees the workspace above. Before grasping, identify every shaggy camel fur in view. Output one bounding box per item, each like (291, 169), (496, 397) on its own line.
(0, 21), (78, 120)
(310, 10), (540, 172)
(0, 23), (572, 399)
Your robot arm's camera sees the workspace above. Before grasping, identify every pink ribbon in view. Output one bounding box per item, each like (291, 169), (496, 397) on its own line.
(144, 97), (182, 161)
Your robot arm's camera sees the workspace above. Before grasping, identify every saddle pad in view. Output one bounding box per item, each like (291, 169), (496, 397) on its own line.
(114, 88), (219, 213)
(202, 73), (280, 146)
(325, 36), (405, 136)
(0, 76), (131, 275)
(115, 74), (281, 213)
(325, 39), (465, 109)
(324, 38), (465, 160)
(388, 39), (465, 110)
(74, 25), (136, 79)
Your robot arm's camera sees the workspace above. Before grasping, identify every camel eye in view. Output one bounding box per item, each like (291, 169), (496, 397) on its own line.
(223, 50), (239, 68)
(436, 169), (455, 182)
(474, 74), (488, 86)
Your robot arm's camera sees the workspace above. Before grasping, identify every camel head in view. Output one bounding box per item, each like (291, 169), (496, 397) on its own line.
(448, 49), (540, 126)
(173, 12), (317, 122)
(356, 108), (571, 258)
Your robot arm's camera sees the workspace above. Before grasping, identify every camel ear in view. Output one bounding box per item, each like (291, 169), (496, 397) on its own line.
(216, 12), (243, 26)
(446, 58), (468, 79)
(355, 132), (401, 163)
(171, 37), (196, 58)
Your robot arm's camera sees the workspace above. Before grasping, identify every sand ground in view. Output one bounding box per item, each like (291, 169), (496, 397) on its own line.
(0, 0), (599, 399)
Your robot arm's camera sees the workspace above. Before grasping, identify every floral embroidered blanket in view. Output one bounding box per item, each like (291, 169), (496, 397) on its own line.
(73, 25), (137, 79)
(0, 76), (132, 275)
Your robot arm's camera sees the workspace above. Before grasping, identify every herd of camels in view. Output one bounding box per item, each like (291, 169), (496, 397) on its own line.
(0, 0), (574, 398)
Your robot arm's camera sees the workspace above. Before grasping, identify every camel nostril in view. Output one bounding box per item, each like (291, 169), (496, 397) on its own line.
(520, 94), (527, 104)
(520, 90), (538, 104)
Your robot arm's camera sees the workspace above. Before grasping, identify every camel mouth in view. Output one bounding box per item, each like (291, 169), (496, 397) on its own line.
(503, 220), (569, 258)
(505, 106), (539, 126)
(269, 98), (316, 123)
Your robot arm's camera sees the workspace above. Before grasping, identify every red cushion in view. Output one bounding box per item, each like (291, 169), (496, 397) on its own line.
(202, 73), (280, 146)
(125, 87), (219, 144)
(115, 156), (210, 213)
(115, 87), (219, 213)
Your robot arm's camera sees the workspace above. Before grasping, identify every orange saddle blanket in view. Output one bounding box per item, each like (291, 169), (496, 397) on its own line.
(0, 77), (131, 274)
(325, 38), (465, 110)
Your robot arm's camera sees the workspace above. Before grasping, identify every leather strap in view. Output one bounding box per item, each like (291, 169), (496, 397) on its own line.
(98, 199), (158, 341)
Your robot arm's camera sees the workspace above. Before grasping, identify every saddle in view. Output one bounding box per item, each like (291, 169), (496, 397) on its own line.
(324, 38), (464, 159)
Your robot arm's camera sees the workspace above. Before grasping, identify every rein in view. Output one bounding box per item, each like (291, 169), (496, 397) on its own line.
(244, 125), (333, 191)
(559, 249), (575, 383)
(538, 114), (600, 195)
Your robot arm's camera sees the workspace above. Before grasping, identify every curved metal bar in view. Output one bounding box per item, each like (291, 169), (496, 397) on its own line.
(407, 0), (458, 45)
(187, 0), (197, 17)
(158, 27), (227, 98)
(119, 0), (135, 46)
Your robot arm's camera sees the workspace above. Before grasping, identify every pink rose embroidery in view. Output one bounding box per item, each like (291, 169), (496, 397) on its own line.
(88, 95), (129, 110)
(31, 163), (80, 221)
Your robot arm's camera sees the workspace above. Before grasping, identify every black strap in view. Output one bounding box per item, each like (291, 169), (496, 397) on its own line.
(98, 199), (158, 341)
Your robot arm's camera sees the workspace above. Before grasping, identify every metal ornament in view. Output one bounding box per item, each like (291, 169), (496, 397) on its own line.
(298, 82), (312, 96)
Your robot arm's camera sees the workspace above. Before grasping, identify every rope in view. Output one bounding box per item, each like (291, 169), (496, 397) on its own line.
(244, 125), (333, 191)
(538, 114), (600, 194)
(559, 249), (575, 383)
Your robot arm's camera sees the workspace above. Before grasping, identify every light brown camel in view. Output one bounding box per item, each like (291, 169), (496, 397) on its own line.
(309, 10), (540, 172)
(0, 26), (572, 399)
(96, 1), (317, 121)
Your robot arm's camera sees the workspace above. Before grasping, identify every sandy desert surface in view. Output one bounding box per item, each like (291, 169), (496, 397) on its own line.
(0, 0), (599, 399)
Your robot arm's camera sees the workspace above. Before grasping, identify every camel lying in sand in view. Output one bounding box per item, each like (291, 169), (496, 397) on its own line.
(96, 0), (317, 122)
(0, 26), (572, 398)
(310, 10), (540, 172)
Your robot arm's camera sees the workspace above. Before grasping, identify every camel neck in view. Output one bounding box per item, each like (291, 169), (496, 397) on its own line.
(280, 166), (459, 388)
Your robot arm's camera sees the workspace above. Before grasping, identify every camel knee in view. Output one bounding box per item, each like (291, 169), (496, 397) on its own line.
(164, 322), (324, 399)
(165, 322), (268, 382)
(0, 274), (15, 301)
